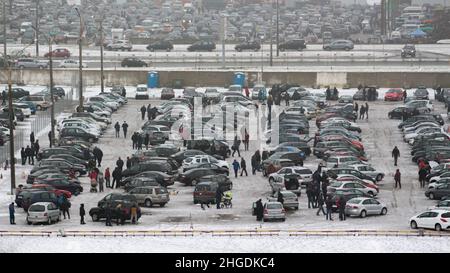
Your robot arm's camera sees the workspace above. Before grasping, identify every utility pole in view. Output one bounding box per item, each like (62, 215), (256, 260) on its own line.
(48, 36), (55, 147)
(221, 15), (226, 68)
(276, 0), (279, 57)
(7, 65), (15, 195)
(269, 4), (273, 66)
(99, 18), (104, 93)
(35, 0), (39, 56)
(75, 7), (83, 111)
(3, 0), (6, 59)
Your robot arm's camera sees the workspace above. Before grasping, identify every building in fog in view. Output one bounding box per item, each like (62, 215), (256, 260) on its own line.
(412, 0), (450, 6)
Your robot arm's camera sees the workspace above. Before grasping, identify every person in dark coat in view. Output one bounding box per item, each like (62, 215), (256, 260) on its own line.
(30, 131), (35, 144)
(365, 102), (369, 119)
(277, 190), (284, 205)
(394, 169), (401, 189)
(140, 105), (146, 120)
(111, 167), (120, 189)
(80, 204), (86, 224)
(25, 145), (33, 165)
(34, 140), (40, 156)
(354, 102), (359, 113)
(255, 150), (261, 171)
(131, 132), (138, 149)
(232, 159), (240, 178)
(338, 196), (346, 221)
(61, 196), (71, 219)
(261, 150), (269, 161)
(114, 122), (120, 138)
(251, 154), (257, 175)
(48, 131), (53, 147)
(362, 88), (367, 101)
(316, 193), (326, 216)
(232, 135), (241, 157)
(122, 121), (129, 138)
(105, 205), (112, 226)
(284, 92), (290, 106)
(20, 147), (26, 165)
(403, 89), (407, 102)
(418, 168), (428, 188)
(137, 134), (143, 150)
(325, 195), (333, 221)
(144, 133), (150, 150)
(240, 157), (248, 176)
(306, 182), (314, 209)
(147, 104), (152, 120)
(325, 87), (331, 100)
(116, 157), (124, 170)
(333, 87), (338, 99)
(255, 199), (264, 221)
(359, 105), (365, 119)
(121, 87), (126, 98)
(2, 90), (6, 105)
(215, 187), (223, 209)
(126, 157), (132, 169)
(321, 171), (329, 197)
(93, 147), (103, 167)
(392, 146), (400, 166)
(9, 202), (15, 224)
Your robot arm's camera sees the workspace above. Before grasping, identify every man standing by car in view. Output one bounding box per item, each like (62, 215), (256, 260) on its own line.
(111, 167), (120, 189)
(116, 157), (124, 170)
(325, 195), (333, 221)
(79, 204), (86, 225)
(232, 135), (241, 157)
(20, 147), (26, 165)
(140, 105), (146, 120)
(25, 145), (33, 165)
(392, 146), (400, 166)
(30, 131), (35, 144)
(105, 205), (112, 226)
(93, 147), (103, 167)
(147, 104), (152, 120)
(338, 196), (346, 221)
(9, 202), (15, 225)
(122, 121), (129, 138)
(240, 157), (248, 176)
(114, 122), (120, 138)
(232, 159), (240, 178)
(394, 169), (401, 189)
(418, 167), (427, 188)
(215, 187), (223, 209)
(255, 199), (263, 221)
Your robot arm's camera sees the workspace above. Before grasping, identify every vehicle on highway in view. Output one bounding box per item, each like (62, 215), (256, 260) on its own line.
(401, 44), (416, 58)
(409, 209), (450, 231)
(15, 58), (49, 69)
(135, 84), (149, 99)
(146, 40), (173, 52)
(345, 197), (387, 218)
(58, 59), (87, 68)
(187, 41), (216, 51)
(278, 39), (306, 51)
(44, 48), (70, 58)
(106, 40), (132, 51)
(323, 40), (354, 51)
(26, 202), (60, 225)
(121, 57), (147, 67)
(235, 41), (260, 52)
(263, 201), (286, 222)
(384, 88), (404, 101)
(128, 186), (170, 207)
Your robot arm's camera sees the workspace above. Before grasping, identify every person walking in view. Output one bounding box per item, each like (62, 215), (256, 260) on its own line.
(9, 202), (15, 225)
(137, 134), (143, 150)
(418, 167), (427, 188)
(215, 187), (223, 209)
(116, 157), (124, 170)
(122, 121), (129, 139)
(251, 153), (257, 175)
(277, 190), (284, 206)
(354, 102), (359, 113)
(232, 135), (241, 157)
(316, 193), (326, 216)
(105, 205), (112, 226)
(284, 92), (290, 106)
(255, 199), (264, 221)
(144, 133), (150, 150)
(403, 89), (407, 102)
(126, 157), (132, 169)
(140, 105), (147, 120)
(20, 147), (26, 165)
(147, 104), (152, 120)
(365, 102), (369, 120)
(111, 167), (120, 189)
(114, 122), (120, 138)
(359, 105), (365, 120)
(232, 159), (240, 178)
(34, 140), (40, 156)
(61, 196), (71, 219)
(79, 204), (86, 225)
(93, 147), (103, 167)
(2, 90), (6, 105)
(325, 195), (333, 221)
(98, 171), (104, 192)
(30, 131), (35, 144)
(306, 182), (314, 209)
(267, 94), (273, 113)
(394, 169), (401, 189)
(240, 157), (248, 176)
(338, 196), (346, 221)
(131, 132), (138, 149)
(105, 167), (111, 188)
(392, 146), (400, 166)
(244, 129), (249, 151)
(244, 86), (250, 98)
(131, 204), (138, 224)
(25, 145), (33, 165)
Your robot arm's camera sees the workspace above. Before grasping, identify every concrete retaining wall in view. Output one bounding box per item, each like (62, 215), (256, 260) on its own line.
(1, 69), (449, 88)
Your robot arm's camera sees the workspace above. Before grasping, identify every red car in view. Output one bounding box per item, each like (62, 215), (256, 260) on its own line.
(384, 88), (404, 101)
(44, 48), (71, 58)
(31, 184), (72, 198)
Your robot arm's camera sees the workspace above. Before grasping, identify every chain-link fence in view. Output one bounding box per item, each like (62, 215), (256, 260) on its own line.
(0, 96), (78, 165)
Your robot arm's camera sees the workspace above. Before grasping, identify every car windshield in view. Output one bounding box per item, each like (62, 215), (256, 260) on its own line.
(266, 203), (282, 209)
(330, 182), (343, 187)
(29, 205), (46, 212)
(294, 169), (312, 175)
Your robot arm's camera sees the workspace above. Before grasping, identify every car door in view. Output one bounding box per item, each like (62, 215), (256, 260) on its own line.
(131, 188), (144, 204)
(48, 203), (59, 219)
(369, 199), (382, 214)
(361, 199), (373, 214)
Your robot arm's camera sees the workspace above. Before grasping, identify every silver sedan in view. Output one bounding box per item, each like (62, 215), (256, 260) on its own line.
(345, 197), (387, 218)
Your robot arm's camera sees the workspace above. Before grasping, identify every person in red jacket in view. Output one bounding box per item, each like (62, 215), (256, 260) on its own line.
(104, 167), (111, 188)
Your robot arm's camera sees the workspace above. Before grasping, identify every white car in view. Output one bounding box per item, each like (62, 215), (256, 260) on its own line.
(402, 122), (440, 135)
(325, 156), (364, 168)
(183, 155), (229, 170)
(58, 59), (87, 68)
(86, 97), (119, 111)
(0, 126), (10, 137)
(135, 84), (149, 99)
(26, 202), (61, 225)
(268, 166), (312, 185)
(404, 127), (443, 142)
(348, 164), (385, 181)
(405, 100), (433, 112)
(12, 103), (32, 117)
(59, 120), (101, 136)
(409, 209), (450, 231)
(327, 181), (378, 197)
(428, 178), (450, 189)
(429, 172), (450, 183)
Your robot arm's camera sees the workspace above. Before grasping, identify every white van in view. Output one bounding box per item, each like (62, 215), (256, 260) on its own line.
(135, 84), (149, 100)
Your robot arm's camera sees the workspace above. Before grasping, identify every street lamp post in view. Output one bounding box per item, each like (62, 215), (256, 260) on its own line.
(48, 37), (55, 147)
(75, 7), (83, 111)
(3, 0), (6, 59)
(96, 16), (104, 93)
(276, 0), (279, 57)
(6, 64), (15, 194)
(35, 0), (39, 57)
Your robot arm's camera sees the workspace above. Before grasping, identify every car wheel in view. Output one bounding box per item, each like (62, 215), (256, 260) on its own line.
(91, 213), (99, 222)
(48, 217), (52, 225)
(429, 193), (435, 200)
(381, 207), (387, 215)
(269, 177), (274, 183)
(376, 174), (383, 181)
(410, 220), (418, 229)
(368, 191), (374, 197)
(160, 203), (166, 207)
(145, 199), (152, 207)
(360, 210), (367, 218)
(435, 223), (442, 231)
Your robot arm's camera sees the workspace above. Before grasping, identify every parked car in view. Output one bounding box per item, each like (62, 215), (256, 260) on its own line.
(146, 40), (173, 52)
(128, 186), (170, 207)
(20, 190), (58, 212)
(263, 201), (286, 222)
(327, 181), (377, 197)
(348, 164), (384, 181)
(15, 58), (49, 69)
(26, 202), (60, 225)
(135, 84), (149, 99)
(17, 95), (51, 110)
(323, 40), (354, 50)
(89, 200), (141, 223)
(124, 178), (160, 192)
(269, 190), (299, 210)
(384, 88), (404, 101)
(345, 197), (387, 218)
(6, 87), (29, 99)
(178, 168), (217, 185)
(121, 58), (147, 67)
(425, 183), (450, 200)
(161, 88), (175, 100)
(34, 178), (83, 196)
(410, 209), (450, 231)
(59, 128), (99, 143)
(122, 162), (174, 177)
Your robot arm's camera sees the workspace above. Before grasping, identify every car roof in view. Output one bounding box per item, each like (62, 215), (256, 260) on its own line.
(30, 202), (54, 206)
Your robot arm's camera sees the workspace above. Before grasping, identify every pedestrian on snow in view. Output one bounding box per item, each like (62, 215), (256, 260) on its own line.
(325, 195), (333, 221)
(354, 102), (359, 113)
(1, 90), (6, 105)
(403, 89), (407, 101)
(215, 187), (223, 209)
(359, 105), (365, 119)
(34, 140), (40, 156)
(147, 104), (152, 120)
(9, 202), (15, 224)
(316, 193), (326, 216)
(116, 157), (124, 170)
(244, 129), (249, 151)
(30, 144), (36, 164)
(144, 133), (150, 150)
(392, 146), (400, 166)
(394, 169), (401, 189)
(333, 87), (338, 99)
(267, 94), (273, 113)
(131, 132), (138, 149)
(251, 154), (257, 175)
(232, 159), (240, 178)
(240, 157), (248, 176)
(326, 87), (331, 100)
(362, 88), (367, 101)
(255, 199), (264, 221)
(277, 190), (284, 205)
(98, 171), (105, 192)
(140, 105), (146, 120)
(60, 196), (71, 219)
(137, 134), (143, 150)
(338, 196), (346, 221)
(20, 147), (26, 165)
(93, 146), (103, 167)
(131, 204), (138, 224)
(244, 86), (250, 97)
(418, 168), (427, 188)
(321, 171), (329, 197)
(111, 167), (122, 189)
(25, 145), (33, 165)
(114, 122), (120, 138)
(357, 84), (363, 91)
(122, 121), (128, 138)
(306, 182), (315, 209)
(30, 131), (35, 144)
(48, 131), (53, 147)
(126, 157), (132, 169)
(365, 102), (369, 119)
(284, 92), (290, 106)
(121, 87), (126, 98)
(80, 204), (86, 225)
(105, 167), (111, 188)
(232, 135), (241, 157)
(255, 150), (261, 171)
(262, 150), (269, 161)
(105, 205), (112, 226)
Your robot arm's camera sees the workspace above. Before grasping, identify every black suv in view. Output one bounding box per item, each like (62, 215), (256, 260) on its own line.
(5, 87), (30, 99)
(235, 41), (261, 52)
(18, 190), (58, 211)
(121, 58), (148, 67)
(122, 162), (173, 177)
(278, 39), (306, 51)
(401, 44), (416, 58)
(147, 40), (174, 52)
(89, 200), (141, 224)
(59, 128), (99, 143)
(187, 41), (216, 52)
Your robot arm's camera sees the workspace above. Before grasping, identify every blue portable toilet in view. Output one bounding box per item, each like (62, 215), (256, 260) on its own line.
(233, 72), (245, 87)
(147, 71), (159, 88)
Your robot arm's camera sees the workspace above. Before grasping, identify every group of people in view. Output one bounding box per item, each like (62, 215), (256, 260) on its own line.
(20, 132), (40, 165)
(114, 121), (129, 138)
(354, 102), (370, 120)
(140, 104), (158, 121)
(131, 132), (150, 150)
(357, 85), (378, 101)
(325, 87), (339, 100)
